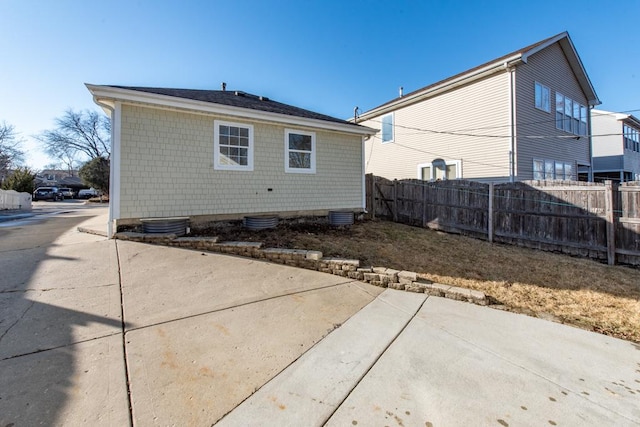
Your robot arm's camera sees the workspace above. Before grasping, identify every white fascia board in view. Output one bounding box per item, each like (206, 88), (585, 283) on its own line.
(85, 84), (376, 136)
(357, 55), (522, 121)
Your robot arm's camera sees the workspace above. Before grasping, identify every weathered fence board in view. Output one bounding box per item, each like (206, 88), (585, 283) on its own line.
(365, 174), (640, 266)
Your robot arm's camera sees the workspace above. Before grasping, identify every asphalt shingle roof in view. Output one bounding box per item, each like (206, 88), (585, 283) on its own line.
(110, 86), (356, 126)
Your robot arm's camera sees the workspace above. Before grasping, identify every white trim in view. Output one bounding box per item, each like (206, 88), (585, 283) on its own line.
(511, 68), (517, 180)
(112, 102), (122, 222)
(381, 112), (395, 143)
(214, 120), (254, 171)
(534, 81), (550, 112)
(417, 162), (433, 180)
(86, 84), (376, 136)
(284, 128), (316, 174)
(361, 137), (366, 210)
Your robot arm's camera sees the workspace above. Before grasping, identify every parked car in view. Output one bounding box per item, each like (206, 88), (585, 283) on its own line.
(78, 188), (101, 199)
(33, 187), (64, 201)
(59, 188), (76, 199)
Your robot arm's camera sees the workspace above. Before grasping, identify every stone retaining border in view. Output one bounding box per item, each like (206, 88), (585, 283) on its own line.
(113, 231), (488, 306)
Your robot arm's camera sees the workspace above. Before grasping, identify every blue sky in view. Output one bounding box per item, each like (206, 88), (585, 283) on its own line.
(2, 0), (639, 169)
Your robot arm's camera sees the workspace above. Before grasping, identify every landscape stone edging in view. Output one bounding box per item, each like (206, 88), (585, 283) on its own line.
(111, 231), (488, 306)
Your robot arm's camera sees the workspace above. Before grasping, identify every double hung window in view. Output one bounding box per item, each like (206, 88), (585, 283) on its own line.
(381, 113), (394, 143)
(214, 120), (254, 171)
(535, 82), (550, 112)
(555, 93), (587, 136)
(285, 129), (316, 173)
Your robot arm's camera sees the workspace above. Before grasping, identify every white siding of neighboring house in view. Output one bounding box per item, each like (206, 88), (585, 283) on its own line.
(361, 72), (512, 181)
(117, 103), (364, 223)
(515, 42), (591, 179)
(591, 111), (623, 158)
(591, 111), (640, 180)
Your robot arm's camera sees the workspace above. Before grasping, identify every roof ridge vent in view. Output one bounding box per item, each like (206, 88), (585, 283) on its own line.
(234, 91), (246, 97)
(259, 95), (270, 101)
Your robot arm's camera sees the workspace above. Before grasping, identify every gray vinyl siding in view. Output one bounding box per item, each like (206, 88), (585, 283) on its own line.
(515, 42), (591, 179)
(362, 72), (512, 181)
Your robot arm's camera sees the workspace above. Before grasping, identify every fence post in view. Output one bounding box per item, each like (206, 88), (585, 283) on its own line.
(604, 180), (616, 265)
(370, 175), (376, 220)
(488, 183), (494, 243)
(393, 180), (398, 222)
(422, 182), (427, 227)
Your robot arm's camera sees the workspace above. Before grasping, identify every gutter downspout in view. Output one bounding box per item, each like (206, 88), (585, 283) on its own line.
(588, 105), (594, 182)
(506, 63), (517, 182)
(361, 136), (367, 212)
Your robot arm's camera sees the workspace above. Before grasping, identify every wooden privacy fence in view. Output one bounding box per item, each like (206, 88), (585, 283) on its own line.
(365, 174), (640, 266)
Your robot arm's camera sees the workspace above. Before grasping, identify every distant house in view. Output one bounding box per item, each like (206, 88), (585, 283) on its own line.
(34, 169), (83, 189)
(591, 109), (640, 182)
(86, 85), (376, 237)
(355, 32), (600, 182)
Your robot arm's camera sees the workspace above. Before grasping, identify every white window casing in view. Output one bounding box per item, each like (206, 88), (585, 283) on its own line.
(213, 120), (254, 171)
(284, 128), (316, 174)
(417, 159), (461, 180)
(555, 92), (587, 136)
(534, 82), (550, 112)
(381, 113), (394, 143)
(533, 158), (576, 180)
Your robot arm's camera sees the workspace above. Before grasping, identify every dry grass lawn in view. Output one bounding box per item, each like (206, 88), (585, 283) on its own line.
(205, 219), (640, 343)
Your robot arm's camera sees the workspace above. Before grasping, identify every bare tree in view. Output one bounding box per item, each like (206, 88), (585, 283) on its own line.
(0, 122), (25, 176)
(37, 109), (111, 163)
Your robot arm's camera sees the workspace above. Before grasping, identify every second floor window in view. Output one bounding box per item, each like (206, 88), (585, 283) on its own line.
(556, 93), (587, 136)
(535, 82), (550, 112)
(381, 113), (394, 143)
(623, 124), (640, 152)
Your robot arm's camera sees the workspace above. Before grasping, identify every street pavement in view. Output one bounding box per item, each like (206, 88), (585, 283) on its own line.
(1, 207), (639, 426)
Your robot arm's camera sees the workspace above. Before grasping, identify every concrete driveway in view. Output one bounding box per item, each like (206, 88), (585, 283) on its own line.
(1, 208), (639, 426)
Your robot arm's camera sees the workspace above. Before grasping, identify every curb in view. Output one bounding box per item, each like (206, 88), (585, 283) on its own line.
(77, 226), (108, 237)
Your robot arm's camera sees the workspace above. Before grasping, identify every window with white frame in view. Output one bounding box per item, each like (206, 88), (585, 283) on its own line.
(555, 92), (587, 136)
(535, 82), (550, 112)
(285, 129), (316, 173)
(533, 159), (544, 180)
(214, 120), (253, 171)
(418, 159), (461, 180)
(420, 165), (431, 181)
(533, 159), (575, 180)
(381, 113), (394, 143)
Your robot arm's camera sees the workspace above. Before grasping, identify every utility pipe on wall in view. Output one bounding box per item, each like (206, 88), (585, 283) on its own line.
(506, 62), (517, 182)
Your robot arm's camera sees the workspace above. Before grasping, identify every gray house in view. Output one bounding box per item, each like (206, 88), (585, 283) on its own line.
(591, 109), (640, 182)
(356, 32), (601, 182)
(86, 85), (376, 237)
